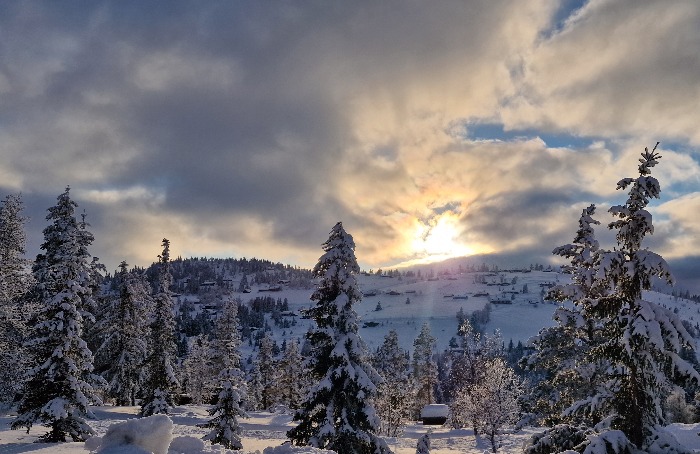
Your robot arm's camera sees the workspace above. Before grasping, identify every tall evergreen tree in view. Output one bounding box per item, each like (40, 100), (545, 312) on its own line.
(412, 323), (438, 417)
(257, 333), (278, 410)
(184, 334), (216, 405)
(373, 330), (412, 437)
(237, 274), (249, 293)
(201, 298), (247, 449)
(140, 238), (179, 417)
(522, 205), (608, 426)
(246, 362), (264, 411)
(277, 339), (307, 410)
(96, 262), (151, 406)
(525, 145), (700, 452)
(288, 222), (391, 453)
(212, 299), (244, 373)
(583, 144), (700, 447)
(11, 188), (103, 442)
(0, 193), (32, 405)
(0, 193), (30, 307)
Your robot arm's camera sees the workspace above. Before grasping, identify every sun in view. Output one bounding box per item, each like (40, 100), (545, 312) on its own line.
(412, 214), (475, 262)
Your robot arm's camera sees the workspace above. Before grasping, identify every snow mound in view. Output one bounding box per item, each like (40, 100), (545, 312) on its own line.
(93, 414), (173, 454)
(169, 436), (206, 453)
(85, 436), (104, 451)
(262, 444), (336, 453)
(97, 446), (152, 454)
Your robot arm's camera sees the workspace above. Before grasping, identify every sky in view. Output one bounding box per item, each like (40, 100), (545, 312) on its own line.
(1, 1), (700, 290)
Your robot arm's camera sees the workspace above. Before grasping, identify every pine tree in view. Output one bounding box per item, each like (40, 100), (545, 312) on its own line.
(526, 144), (700, 451)
(0, 193), (30, 307)
(277, 339), (307, 410)
(287, 222), (391, 453)
(201, 298), (247, 449)
(201, 368), (247, 450)
(522, 205), (608, 426)
(212, 299), (244, 373)
(238, 275), (249, 293)
(412, 323), (438, 417)
(246, 362), (263, 411)
(257, 333), (278, 410)
(584, 144), (700, 447)
(140, 239), (179, 417)
(184, 334), (216, 405)
(373, 330), (412, 437)
(11, 188), (103, 442)
(0, 193), (32, 405)
(96, 262), (151, 406)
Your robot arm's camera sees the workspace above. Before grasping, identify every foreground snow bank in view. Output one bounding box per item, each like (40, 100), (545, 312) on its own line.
(90, 414), (173, 454)
(262, 444), (336, 454)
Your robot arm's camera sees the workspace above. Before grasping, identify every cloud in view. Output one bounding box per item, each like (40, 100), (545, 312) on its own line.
(653, 193), (700, 259)
(502, 0), (700, 145)
(0, 0), (699, 293)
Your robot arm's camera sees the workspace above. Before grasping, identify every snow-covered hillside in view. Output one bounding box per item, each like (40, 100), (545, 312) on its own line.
(181, 268), (700, 357)
(4, 269), (700, 453)
(211, 270), (566, 355)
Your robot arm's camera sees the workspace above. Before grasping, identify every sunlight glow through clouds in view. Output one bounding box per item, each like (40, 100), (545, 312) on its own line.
(2, 1), (700, 289)
(412, 214), (476, 260)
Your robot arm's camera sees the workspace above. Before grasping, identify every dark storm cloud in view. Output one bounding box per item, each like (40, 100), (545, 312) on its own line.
(461, 189), (600, 252)
(1, 0), (699, 285)
(667, 257), (700, 295)
(0, 1), (362, 262)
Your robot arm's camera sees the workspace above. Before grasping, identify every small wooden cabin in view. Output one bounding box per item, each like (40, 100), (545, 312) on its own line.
(420, 404), (449, 425)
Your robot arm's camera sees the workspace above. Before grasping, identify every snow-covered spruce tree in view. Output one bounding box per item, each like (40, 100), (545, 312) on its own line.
(459, 357), (522, 453)
(184, 334), (216, 405)
(520, 309), (601, 427)
(246, 362), (264, 411)
(96, 261), (150, 406)
(140, 238), (179, 417)
(81, 213), (107, 354)
(287, 222), (391, 453)
(201, 299), (248, 450)
(277, 339), (307, 410)
(0, 193), (32, 406)
(412, 323), (438, 418)
(201, 367), (247, 450)
(11, 187), (104, 442)
(526, 145), (700, 452)
(211, 299), (245, 381)
(0, 193), (31, 308)
(237, 274), (249, 293)
(373, 329), (412, 437)
(521, 205), (608, 426)
(584, 144), (700, 448)
(257, 332), (279, 410)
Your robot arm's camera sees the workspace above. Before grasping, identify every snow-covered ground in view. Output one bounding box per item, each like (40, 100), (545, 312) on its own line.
(234, 270), (699, 356)
(6, 270), (700, 453)
(2, 405), (699, 453)
(232, 270), (565, 356)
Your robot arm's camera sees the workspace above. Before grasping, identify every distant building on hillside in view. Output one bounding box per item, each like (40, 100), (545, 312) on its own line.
(489, 294), (512, 305)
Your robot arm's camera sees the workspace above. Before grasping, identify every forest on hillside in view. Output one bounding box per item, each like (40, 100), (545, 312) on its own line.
(2, 146), (700, 453)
